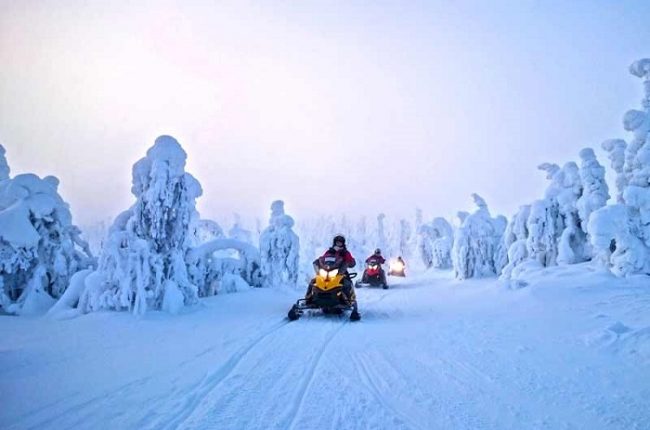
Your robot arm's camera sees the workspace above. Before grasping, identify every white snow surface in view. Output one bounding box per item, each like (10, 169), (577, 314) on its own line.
(2, 265), (649, 430)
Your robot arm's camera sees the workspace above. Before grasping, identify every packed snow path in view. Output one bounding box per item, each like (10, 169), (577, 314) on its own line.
(2, 267), (649, 429)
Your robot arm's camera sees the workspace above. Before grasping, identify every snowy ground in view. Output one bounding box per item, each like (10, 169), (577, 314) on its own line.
(2, 267), (650, 430)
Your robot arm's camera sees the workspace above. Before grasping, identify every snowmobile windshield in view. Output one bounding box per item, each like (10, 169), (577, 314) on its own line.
(319, 255), (343, 271)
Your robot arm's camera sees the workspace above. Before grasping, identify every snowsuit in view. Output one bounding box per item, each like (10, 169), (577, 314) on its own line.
(365, 255), (385, 265)
(306, 247), (356, 300)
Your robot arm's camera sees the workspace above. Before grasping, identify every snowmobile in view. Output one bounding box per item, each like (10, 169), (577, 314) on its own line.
(388, 258), (406, 277)
(356, 258), (388, 289)
(288, 256), (360, 321)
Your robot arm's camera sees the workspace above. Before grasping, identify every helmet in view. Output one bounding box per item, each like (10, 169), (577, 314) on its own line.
(374, 248), (381, 255)
(333, 235), (346, 246)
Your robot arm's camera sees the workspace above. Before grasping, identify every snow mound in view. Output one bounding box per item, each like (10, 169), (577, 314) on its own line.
(586, 323), (650, 364)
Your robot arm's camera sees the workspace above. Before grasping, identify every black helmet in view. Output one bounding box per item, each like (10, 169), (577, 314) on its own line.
(374, 248), (381, 255)
(333, 234), (346, 246)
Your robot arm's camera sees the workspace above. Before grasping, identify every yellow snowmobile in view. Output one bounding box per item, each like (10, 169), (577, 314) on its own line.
(288, 256), (360, 321)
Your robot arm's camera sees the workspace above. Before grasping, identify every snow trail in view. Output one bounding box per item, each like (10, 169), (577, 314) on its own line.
(2, 267), (650, 429)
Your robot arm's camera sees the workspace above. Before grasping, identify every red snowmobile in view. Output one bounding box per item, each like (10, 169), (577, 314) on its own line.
(356, 257), (388, 289)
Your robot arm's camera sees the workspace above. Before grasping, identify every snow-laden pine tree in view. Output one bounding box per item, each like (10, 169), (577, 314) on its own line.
(259, 200), (300, 287)
(418, 217), (453, 269)
(575, 148), (609, 259)
(357, 216), (369, 251)
(62, 136), (204, 315)
(187, 237), (263, 295)
(194, 219), (225, 245)
(376, 213), (388, 254)
(500, 205), (531, 279)
(417, 224), (435, 269)
(555, 162), (587, 265)
(399, 219), (412, 258)
(0, 144), (9, 181)
(0, 146), (95, 315)
(526, 161), (587, 266)
(589, 59), (650, 276)
(452, 194), (505, 279)
(527, 197), (561, 267)
(456, 211), (470, 225)
(602, 139), (628, 204)
(492, 214), (509, 274)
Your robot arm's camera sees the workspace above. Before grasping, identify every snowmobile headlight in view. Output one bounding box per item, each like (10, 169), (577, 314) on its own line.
(328, 269), (339, 278)
(391, 261), (404, 271)
(319, 268), (328, 278)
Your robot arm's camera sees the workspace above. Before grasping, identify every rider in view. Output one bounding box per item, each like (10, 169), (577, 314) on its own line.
(366, 248), (386, 265)
(390, 255), (406, 276)
(364, 248), (387, 285)
(306, 234), (356, 300)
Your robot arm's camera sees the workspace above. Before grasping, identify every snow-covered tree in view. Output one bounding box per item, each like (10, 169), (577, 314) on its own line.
(602, 139), (628, 203)
(357, 216), (369, 250)
(588, 59), (650, 276)
(498, 145), (608, 278)
(187, 238), (263, 295)
(0, 144), (9, 181)
(376, 213), (388, 253)
(417, 224), (435, 269)
(399, 219), (412, 258)
(555, 162), (587, 265)
(194, 219), (225, 245)
(0, 147), (95, 315)
(526, 198), (561, 267)
(574, 148), (609, 263)
(526, 161), (589, 266)
(418, 217), (453, 269)
(500, 205), (531, 279)
(588, 205), (649, 276)
(415, 208), (423, 233)
(452, 194), (504, 279)
(456, 211), (470, 225)
(492, 215), (509, 274)
(259, 200), (300, 287)
(577, 148), (609, 234)
(62, 136), (204, 315)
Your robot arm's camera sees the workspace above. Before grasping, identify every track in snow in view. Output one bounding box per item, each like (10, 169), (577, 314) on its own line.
(3, 269), (650, 430)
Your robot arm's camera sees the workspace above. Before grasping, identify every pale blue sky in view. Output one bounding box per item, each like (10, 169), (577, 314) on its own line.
(1, 0), (648, 226)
